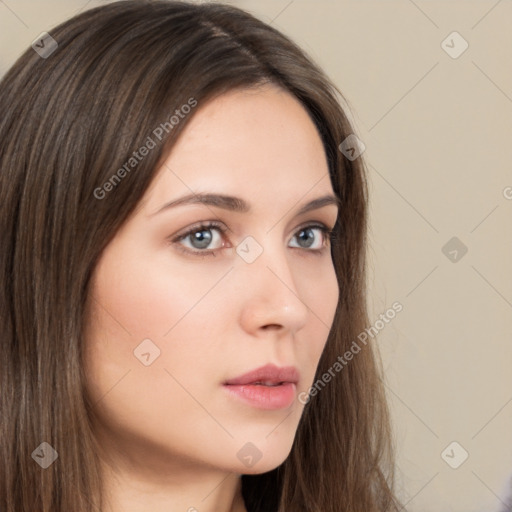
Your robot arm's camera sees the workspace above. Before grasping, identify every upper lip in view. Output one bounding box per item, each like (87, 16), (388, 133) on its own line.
(223, 364), (300, 386)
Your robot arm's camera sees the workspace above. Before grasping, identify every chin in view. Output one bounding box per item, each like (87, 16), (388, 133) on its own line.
(238, 456), (289, 476)
(230, 438), (294, 475)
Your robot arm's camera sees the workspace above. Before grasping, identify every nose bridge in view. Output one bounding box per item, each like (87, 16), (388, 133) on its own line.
(236, 233), (309, 331)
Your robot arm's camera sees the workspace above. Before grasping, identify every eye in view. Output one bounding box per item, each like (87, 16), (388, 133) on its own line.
(170, 221), (334, 257)
(289, 224), (332, 252)
(173, 221), (228, 257)
(174, 222), (227, 254)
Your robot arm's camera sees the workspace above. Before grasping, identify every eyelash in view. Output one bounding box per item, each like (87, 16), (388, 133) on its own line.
(170, 221), (335, 259)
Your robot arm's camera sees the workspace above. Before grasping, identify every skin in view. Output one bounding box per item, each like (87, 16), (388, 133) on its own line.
(83, 83), (340, 512)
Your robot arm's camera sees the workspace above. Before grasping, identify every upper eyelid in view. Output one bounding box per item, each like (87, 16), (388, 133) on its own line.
(175, 220), (333, 238)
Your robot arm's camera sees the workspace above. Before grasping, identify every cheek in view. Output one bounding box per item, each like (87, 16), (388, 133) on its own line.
(309, 257), (339, 334)
(82, 254), (230, 456)
(87, 246), (221, 342)
(297, 261), (339, 382)
(320, 261), (340, 324)
(82, 247), (231, 400)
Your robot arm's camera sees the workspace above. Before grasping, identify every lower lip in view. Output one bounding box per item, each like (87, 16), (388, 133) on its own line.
(223, 382), (296, 410)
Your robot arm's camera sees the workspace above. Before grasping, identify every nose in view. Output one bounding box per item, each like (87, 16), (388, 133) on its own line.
(237, 239), (310, 336)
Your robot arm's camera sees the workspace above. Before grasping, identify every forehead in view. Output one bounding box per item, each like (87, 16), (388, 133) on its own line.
(146, 84), (333, 212)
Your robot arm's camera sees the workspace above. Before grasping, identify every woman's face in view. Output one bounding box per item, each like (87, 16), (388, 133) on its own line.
(83, 84), (340, 477)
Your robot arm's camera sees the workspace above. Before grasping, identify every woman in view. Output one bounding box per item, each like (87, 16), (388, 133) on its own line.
(0, 1), (402, 511)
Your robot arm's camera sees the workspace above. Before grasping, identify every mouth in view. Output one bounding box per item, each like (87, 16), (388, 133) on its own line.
(223, 364), (299, 410)
(247, 381), (285, 386)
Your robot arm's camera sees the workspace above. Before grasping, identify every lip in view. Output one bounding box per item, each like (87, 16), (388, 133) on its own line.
(223, 364), (300, 410)
(224, 364), (300, 386)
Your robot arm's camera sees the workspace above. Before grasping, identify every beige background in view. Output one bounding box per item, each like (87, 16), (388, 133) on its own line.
(1, 1), (511, 510)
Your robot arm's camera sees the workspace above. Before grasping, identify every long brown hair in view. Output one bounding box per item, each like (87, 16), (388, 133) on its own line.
(0, 1), (401, 510)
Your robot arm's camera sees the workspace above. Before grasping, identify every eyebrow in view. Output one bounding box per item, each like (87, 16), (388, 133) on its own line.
(151, 192), (342, 217)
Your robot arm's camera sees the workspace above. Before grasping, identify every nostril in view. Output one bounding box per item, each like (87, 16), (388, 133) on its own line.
(262, 324), (281, 330)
